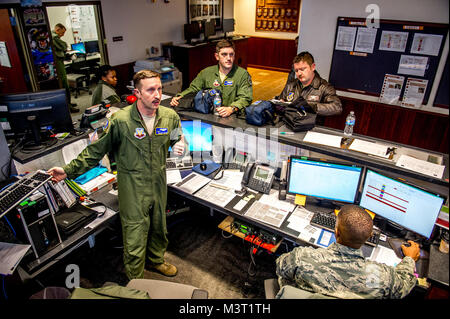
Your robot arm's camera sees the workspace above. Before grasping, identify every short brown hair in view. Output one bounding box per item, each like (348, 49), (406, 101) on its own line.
(293, 51), (314, 66)
(216, 39), (235, 53)
(336, 205), (373, 248)
(133, 70), (160, 89)
(55, 23), (66, 31)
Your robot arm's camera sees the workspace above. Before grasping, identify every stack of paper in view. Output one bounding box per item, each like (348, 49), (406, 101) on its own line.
(348, 139), (391, 159)
(174, 172), (211, 194)
(79, 172), (116, 195)
(396, 154), (445, 179)
(303, 131), (342, 148)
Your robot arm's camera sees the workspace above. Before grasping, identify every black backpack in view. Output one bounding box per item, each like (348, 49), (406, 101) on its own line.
(194, 89), (221, 114)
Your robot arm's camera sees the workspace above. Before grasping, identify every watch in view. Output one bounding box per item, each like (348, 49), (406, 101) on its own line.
(232, 106), (239, 113)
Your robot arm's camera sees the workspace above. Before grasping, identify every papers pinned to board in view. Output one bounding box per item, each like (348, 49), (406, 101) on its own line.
(303, 131), (342, 148)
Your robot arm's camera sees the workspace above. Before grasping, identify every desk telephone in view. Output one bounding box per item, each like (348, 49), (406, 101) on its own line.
(241, 163), (275, 194)
(223, 148), (249, 171)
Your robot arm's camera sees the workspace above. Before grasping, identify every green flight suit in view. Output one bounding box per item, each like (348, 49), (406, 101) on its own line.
(177, 64), (253, 111)
(92, 80), (121, 105)
(51, 31), (69, 95)
(63, 103), (182, 279)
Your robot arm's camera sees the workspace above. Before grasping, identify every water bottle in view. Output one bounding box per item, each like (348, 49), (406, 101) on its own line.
(213, 92), (221, 115)
(344, 111), (356, 136)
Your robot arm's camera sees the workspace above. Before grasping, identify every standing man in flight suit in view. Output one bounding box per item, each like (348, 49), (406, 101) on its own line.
(51, 23), (79, 113)
(170, 39), (253, 117)
(48, 70), (185, 279)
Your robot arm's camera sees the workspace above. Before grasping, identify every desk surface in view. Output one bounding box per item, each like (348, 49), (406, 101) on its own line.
(162, 104), (449, 190)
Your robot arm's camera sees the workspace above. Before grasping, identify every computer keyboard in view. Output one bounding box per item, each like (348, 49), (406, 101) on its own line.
(0, 170), (52, 217)
(166, 156), (194, 170)
(310, 212), (380, 247)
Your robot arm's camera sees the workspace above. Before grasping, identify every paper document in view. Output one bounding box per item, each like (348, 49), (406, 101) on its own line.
(79, 172), (116, 194)
(396, 154), (445, 179)
(379, 74), (404, 105)
(286, 205), (315, 233)
(0, 242), (31, 275)
(349, 139), (391, 159)
(398, 55), (428, 77)
(166, 169), (182, 185)
(316, 229), (336, 248)
(335, 26), (356, 51)
(368, 245), (402, 267)
(175, 172), (211, 194)
(62, 138), (89, 164)
(194, 183), (236, 207)
(258, 189), (296, 214)
(379, 31), (408, 52)
(303, 131), (342, 148)
(411, 33), (443, 56)
(244, 201), (290, 228)
(401, 78), (428, 108)
(209, 170), (244, 191)
(354, 27), (377, 53)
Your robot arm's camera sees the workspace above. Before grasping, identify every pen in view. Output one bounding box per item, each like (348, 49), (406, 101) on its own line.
(280, 132), (295, 135)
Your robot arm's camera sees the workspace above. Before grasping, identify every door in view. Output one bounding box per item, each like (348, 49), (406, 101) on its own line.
(0, 9), (28, 94)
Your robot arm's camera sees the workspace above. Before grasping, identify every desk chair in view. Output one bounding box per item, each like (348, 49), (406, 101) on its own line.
(126, 279), (208, 299)
(67, 54), (92, 98)
(264, 279), (334, 299)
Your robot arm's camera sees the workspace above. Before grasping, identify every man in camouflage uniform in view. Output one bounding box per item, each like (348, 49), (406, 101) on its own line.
(170, 39), (253, 117)
(276, 205), (419, 298)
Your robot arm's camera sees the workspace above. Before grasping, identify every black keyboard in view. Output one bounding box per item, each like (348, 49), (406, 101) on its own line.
(310, 212), (380, 247)
(0, 170), (52, 217)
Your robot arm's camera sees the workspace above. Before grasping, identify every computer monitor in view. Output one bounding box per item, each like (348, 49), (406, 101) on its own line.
(71, 42), (86, 54)
(222, 18), (235, 35)
(287, 156), (363, 205)
(1, 89), (74, 147)
(204, 20), (216, 41)
(84, 40), (99, 54)
(359, 169), (446, 239)
(181, 120), (213, 152)
(184, 22), (201, 44)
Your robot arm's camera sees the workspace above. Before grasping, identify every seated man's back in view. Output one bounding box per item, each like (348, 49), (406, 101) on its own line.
(276, 205), (418, 299)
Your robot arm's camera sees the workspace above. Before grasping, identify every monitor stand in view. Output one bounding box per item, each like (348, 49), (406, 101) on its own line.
(311, 198), (340, 211)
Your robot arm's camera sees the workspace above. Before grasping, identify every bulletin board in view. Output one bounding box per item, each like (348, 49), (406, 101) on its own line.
(328, 17), (448, 105)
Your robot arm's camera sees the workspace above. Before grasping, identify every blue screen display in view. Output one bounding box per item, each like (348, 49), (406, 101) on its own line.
(71, 42), (86, 54)
(181, 120), (212, 152)
(287, 157), (362, 203)
(359, 170), (445, 238)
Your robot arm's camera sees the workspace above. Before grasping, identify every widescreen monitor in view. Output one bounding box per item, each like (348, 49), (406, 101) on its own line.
(222, 18), (235, 33)
(181, 120), (213, 152)
(204, 20), (216, 40)
(84, 40), (99, 54)
(1, 89), (73, 141)
(287, 156), (363, 204)
(71, 42), (86, 54)
(359, 169), (446, 238)
(184, 22), (201, 43)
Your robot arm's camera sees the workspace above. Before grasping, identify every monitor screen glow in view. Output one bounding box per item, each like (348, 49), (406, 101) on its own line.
(359, 170), (445, 238)
(287, 157), (362, 203)
(71, 42), (86, 54)
(181, 120), (212, 152)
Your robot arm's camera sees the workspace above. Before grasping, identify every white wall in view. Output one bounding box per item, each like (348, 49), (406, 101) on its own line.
(233, 0), (299, 39)
(46, 6), (75, 46)
(298, 0), (449, 114)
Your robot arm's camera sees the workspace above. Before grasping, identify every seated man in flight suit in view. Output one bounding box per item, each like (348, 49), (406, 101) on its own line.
(170, 39), (253, 117)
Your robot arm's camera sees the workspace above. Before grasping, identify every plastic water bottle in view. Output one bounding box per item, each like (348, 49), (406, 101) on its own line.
(344, 111), (356, 136)
(213, 92), (221, 115)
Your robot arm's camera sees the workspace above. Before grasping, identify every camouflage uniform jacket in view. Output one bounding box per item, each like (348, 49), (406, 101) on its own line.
(276, 242), (417, 299)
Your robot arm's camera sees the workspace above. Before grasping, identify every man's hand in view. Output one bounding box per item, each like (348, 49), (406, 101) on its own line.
(170, 96), (182, 107)
(401, 240), (420, 261)
(217, 106), (234, 118)
(172, 140), (185, 156)
(47, 167), (67, 183)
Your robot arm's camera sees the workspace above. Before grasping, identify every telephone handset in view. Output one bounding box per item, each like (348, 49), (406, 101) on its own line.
(242, 163), (275, 194)
(224, 148), (249, 171)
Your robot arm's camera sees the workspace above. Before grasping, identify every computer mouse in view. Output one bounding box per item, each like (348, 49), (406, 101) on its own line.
(200, 163), (207, 171)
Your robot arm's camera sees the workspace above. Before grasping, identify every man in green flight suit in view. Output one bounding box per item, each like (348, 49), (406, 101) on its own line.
(51, 23), (79, 112)
(48, 70), (185, 279)
(170, 39), (253, 117)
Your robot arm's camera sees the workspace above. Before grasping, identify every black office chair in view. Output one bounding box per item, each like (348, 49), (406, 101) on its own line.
(67, 53), (92, 98)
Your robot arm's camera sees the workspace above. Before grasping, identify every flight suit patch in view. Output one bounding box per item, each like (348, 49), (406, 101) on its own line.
(287, 92), (295, 102)
(309, 95), (320, 102)
(224, 80), (233, 86)
(155, 127), (168, 135)
(134, 127), (146, 139)
(213, 79), (220, 87)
